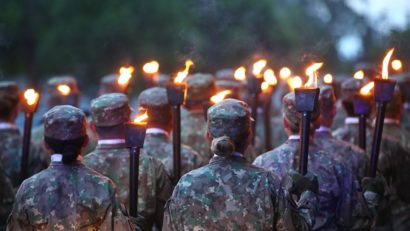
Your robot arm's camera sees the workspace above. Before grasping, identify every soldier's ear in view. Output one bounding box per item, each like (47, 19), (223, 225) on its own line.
(89, 121), (96, 132)
(205, 131), (212, 143)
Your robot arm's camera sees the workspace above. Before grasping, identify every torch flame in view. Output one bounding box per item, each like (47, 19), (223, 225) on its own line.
(143, 61), (160, 74)
(391, 59), (402, 71)
(118, 66), (135, 86)
(210, 90), (232, 104)
(24, 89), (39, 106)
(234, 66), (246, 81)
(261, 82), (270, 92)
(57, 84), (71, 96)
(354, 70), (364, 80)
(382, 48), (394, 80)
(263, 69), (278, 86)
(133, 111), (148, 125)
(360, 81), (375, 96)
(174, 59), (194, 84)
(252, 59), (267, 77)
(304, 62), (323, 88)
(288, 76), (303, 91)
(323, 73), (333, 84)
(279, 67), (292, 79)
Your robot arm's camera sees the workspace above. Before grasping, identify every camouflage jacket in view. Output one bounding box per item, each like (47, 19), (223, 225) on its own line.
(315, 129), (369, 179)
(271, 115), (289, 150)
(181, 110), (211, 162)
(143, 132), (206, 181)
(333, 120), (372, 147)
(381, 122), (410, 150)
(400, 107), (410, 132)
(6, 160), (133, 231)
(163, 155), (317, 231)
(83, 142), (173, 230)
(253, 139), (372, 231)
(0, 163), (14, 231)
(331, 100), (347, 131)
(0, 127), (48, 189)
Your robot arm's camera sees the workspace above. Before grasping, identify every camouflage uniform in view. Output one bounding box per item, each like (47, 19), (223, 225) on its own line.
(0, 163), (14, 231)
(83, 93), (173, 230)
(254, 92), (372, 230)
(164, 99), (318, 230)
(181, 73), (216, 161)
(0, 82), (48, 189)
(7, 105), (133, 231)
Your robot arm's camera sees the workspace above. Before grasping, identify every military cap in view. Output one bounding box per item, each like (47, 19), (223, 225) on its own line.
(99, 74), (129, 95)
(155, 73), (171, 87)
(186, 73), (216, 102)
(47, 76), (80, 107)
(215, 68), (235, 81)
(44, 105), (86, 140)
(340, 78), (366, 102)
(282, 92), (320, 133)
(207, 98), (251, 139)
(385, 86), (403, 119)
(354, 62), (378, 79)
(91, 93), (131, 127)
(0, 81), (20, 116)
(138, 87), (171, 125)
(319, 86), (336, 116)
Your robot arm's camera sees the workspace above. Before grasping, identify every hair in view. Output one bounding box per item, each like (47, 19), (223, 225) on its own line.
(0, 94), (20, 120)
(341, 100), (355, 117)
(94, 123), (126, 137)
(211, 136), (236, 157)
(146, 106), (172, 127)
(44, 136), (86, 164)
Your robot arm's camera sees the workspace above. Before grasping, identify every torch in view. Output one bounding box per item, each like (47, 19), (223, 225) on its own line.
(369, 49), (397, 177)
(125, 112), (148, 217)
(262, 69), (278, 151)
(247, 59), (266, 145)
(353, 82), (374, 151)
(295, 63), (323, 175)
(142, 61), (159, 87)
(117, 66), (134, 94)
(20, 89), (40, 182)
(166, 60), (193, 182)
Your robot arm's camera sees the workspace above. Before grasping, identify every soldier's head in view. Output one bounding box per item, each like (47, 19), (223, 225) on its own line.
(207, 99), (251, 156)
(382, 86), (403, 120)
(90, 93), (131, 139)
(43, 105), (88, 164)
(319, 86), (337, 128)
(0, 81), (20, 122)
(98, 74), (130, 96)
(155, 73), (171, 87)
(282, 92), (320, 136)
(396, 73), (410, 103)
(47, 76), (80, 108)
(138, 87), (172, 132)
(340, 78), (366, 117)
(185, 73), (216, 111)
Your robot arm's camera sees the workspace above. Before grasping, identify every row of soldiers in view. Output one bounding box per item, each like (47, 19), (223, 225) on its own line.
(0, 65), (409, 230)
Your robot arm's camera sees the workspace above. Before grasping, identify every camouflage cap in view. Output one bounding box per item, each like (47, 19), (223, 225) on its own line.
(47, 76), (80, 107)
(138, 87), (171, 124)
(207, 98), (251, 139)
(91, 93), (131, 127)
(319, 85), (336, 116)
(155, 73), (171, 87)
(0, 81), (20, 115)
(385, 86), (403, 119)
(99, 74), (129, 95)
(354, 62), (378, 79)
(215, 68), (235, 81)
(282, 92), (320, 134)
(186, 73), (216, 102)
(43, 105), (86, 140)
(341, 78), (366, 102)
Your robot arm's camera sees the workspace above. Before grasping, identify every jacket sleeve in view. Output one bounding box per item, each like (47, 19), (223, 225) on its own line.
(154, 159), (174, 229)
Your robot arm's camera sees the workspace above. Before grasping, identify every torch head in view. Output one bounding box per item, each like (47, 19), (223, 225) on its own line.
(374, 78), (396, 102)
(166, 84), (185, 106)
(125, 122), (147, 148)
(246, 75), (263, 94)
(294, 88), (320, 112)
(353, 94), (372, 115)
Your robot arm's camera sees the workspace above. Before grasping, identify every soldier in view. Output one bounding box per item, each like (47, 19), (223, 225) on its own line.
(7, 105), (134, 230)
(83, 93), (173, 230)
(163, 99), (319, 230)
(333, 78), (370, 146)
(316, 86), (368, 179)
(0, 163), (14, 231)
(0, 81), (48, 189)
(98, 74), (131, 96)
(180, 73), (217, 161)
(138, 87), (206, 181)
(254, 92), (377, 230)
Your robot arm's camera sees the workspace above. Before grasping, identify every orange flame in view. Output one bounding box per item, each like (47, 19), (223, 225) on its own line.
(234, 66), (246, 81)
(288, 76), (303, 91)
(323, 73), (333, 84)
(133, 111), (148, 125)
(382, 48), (394, 80)
(261, 82), (270, 92)
(118, 66), (135, 85)
(391, 59), (402, 71)
(57, 84), (71, 96)
(360, 82), (375, 96)
(174, 60), (194, 84)
(263, 69), (278, 86)
(279, 67), (292, 79)
(24, 89), (39, 106)
(252, 59), (267, 77)
(210, 90), (232, 104)
(143, 61), (160, 74)
(305, 62), (323, 88)
(353, 70), (364, 80)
